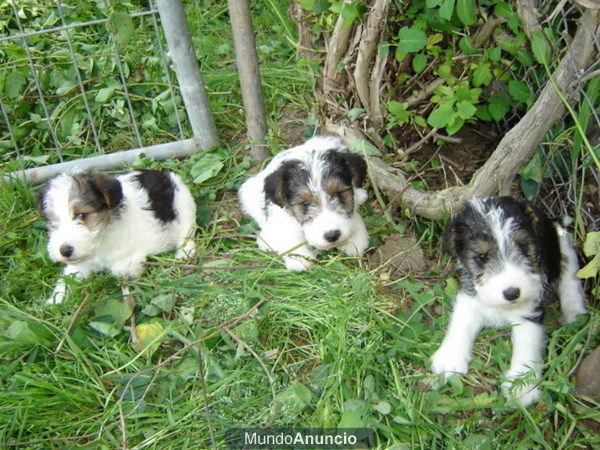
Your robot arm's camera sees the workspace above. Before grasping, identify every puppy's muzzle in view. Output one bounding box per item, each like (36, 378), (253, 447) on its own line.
(503, 287), (521, 301)
(60, 244), (74, 259)
(324, 229), (341, 243)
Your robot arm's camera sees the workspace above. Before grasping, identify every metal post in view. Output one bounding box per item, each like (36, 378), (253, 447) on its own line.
(156, 0), (218, 149)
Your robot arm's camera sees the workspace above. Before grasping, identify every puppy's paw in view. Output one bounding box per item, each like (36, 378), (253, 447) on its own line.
(502, 380), (541, 407)
(431, 346), (470, 377)
(339, 232), (369, 257)
(175, 240), (196, 260)
(46, 292), (65, 305)
(284, 255), (313, 271)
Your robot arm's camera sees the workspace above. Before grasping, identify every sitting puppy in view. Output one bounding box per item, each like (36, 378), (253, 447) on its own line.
(37, 169), (197, 304)
(431, 196), (586, 406)
(238, 136), (369, 271)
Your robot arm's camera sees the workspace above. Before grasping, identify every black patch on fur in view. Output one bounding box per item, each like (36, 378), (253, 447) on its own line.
(36, 182), (51, 219)
(88, 174), (123, 210)
(264, 160), (309, 208)
(322, 150), (367, 187)
(447, 196), (562, 316)
(135, 170), (177, 222)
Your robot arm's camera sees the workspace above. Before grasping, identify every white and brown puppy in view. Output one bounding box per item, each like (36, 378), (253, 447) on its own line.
(431, 197), (587, 406)
(238, 136), (369, 271)
(37, 169), (197, 304)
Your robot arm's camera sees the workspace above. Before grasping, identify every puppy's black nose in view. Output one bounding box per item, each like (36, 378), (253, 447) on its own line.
(503, 287), (520, 301)
(60, 244), (74, 258)
(324, 230), (341, 243)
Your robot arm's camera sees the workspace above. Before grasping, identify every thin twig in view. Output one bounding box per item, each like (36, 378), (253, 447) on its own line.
(433, 132), (463, 144)
(119, 403), (128, 450)
(403, 127), (438, 157)
(223, 328), (277, 423)
(196, 347), (217, 448)
(143, 261), (268, 271)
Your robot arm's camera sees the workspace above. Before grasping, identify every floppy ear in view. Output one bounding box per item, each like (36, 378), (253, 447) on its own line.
(340, 152), (367, 186)
(264, 166), (287, 208)
(443, 217), (459, 256)
(36, 183), (50, 219)
(91, 174), (123, 209)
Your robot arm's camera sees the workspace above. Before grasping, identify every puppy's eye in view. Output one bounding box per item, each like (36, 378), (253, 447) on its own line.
(475, 253), (488, 265)
(74, 212), (87, 221)
(300, 201), (311, 209)
(334, 191), (345, 201)
(517, 242), (529, 255)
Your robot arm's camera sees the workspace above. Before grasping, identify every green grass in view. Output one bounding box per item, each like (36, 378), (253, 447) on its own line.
(1, 1), (600, 448)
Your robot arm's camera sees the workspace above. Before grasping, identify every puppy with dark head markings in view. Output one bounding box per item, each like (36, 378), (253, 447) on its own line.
(238, 136), (369, 270)
(431, 196), (587, 406)
(37, 169), (197, 304)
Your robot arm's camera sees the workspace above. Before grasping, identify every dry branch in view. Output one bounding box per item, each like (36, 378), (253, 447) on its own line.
(353, 0), (391, 120)
(322, 1), (355, 95)
(228, 0), (269, 163)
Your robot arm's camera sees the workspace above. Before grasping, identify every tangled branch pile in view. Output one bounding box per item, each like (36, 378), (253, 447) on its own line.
(293, 0), (600, 219)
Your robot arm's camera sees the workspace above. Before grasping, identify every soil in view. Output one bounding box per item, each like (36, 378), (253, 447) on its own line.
(367, 232), (428, 277)
(390, 122), (501, 191)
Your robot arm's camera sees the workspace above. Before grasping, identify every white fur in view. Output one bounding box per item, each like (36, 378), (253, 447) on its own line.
(42, 171), (196, 304)
(432, 213), (586, 407)
(238, 136), (369, 270)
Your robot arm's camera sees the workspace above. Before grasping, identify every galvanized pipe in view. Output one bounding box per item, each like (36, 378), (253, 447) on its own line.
(156, 0), (218, 149)
(3, 139), (197, 185)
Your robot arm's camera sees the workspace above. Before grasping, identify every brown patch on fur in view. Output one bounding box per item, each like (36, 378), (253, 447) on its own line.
(322, 176), (354, 214)
(290, 188), (318, 222)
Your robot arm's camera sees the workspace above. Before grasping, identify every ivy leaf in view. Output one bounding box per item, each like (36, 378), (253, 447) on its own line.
(456, 0), (477, 25)
(388, 101), (411, 122)
(133, 322), (165, 356)
(439, 0), (455, 21)
(445, 116), (464, 135)
(412, 53), (428, 73)
(350, 138), (381, 156)
(486, 47), (502, 62)
(397, 27), (428, 53)
(494, 1), (515, 19)
(427, 102), (455, 128)
(190, 150), (225, 183)
(508, 80), (531, 103)
(426, 0), (444, 6)
(458, 37), (478, 55)
(488, 95), (511, 121)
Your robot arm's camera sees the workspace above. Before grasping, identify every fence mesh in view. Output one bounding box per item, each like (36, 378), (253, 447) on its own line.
(0, 0), (192, 176)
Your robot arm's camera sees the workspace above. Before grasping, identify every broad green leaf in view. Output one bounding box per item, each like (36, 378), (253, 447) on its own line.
(94, 299), (133, 327)
(2, 321), (45, 345)
(508, 80), (532, 103)
(488, 95), (511, 121)
(412, 53), (428, 73)
(459, 36), (478, 55)
(426, 0), (444, 6)
(439, 0), (455, 21)
(494, 2), (514, 19)
(108, 11), (134, 47)
(133, 322), (164, 355)
(87, 320), (122, 337)
(299, 0), (316, 9)
(445, 116), (464, 135)
(531, 31), (549, 64)
(275, 381), (312, 417)
(582, 231), (600, 257)
(427, 102), (455, 128)
(397, 27), (428, 53)
(5, 71), (26, 100)
(577, 254), (600, 279)
(455, 100), (476, 119)
(472, 63), (492, 87)
(387, 101), (411, 123)
(456, 0), (477, 25)
(347, 108), (365, 121)
(190, 152), (225, 183)
(95, 86), (116, 103)
(486, 47), (502, 62)
(520, 152), (543, 183)
(151, 293), (176, 313)
(350, 138), (381, 156)
(373, 401), (392, 415)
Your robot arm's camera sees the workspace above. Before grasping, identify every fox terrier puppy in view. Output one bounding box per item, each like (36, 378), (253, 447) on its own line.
(238, 136), (369, 271)
(431, 196), (586, 406)
(37, 169), (197, 304)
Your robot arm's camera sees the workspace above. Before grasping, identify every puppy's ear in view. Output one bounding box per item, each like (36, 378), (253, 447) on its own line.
(443, 217), (460, 256)
(91, 174), (123, 209)
(340, 152), (367, 186)
(264, 166), (287, 208)
(36, 184), (50, 219)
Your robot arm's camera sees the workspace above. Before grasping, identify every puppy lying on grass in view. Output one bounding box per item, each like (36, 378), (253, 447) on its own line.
(238, 136), (369, 271)
(37, 169), (197, 304)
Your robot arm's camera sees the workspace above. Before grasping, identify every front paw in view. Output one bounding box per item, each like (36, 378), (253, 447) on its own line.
(431, 346), (470, 378)
(284, 255), (313, 271)
(501, 380), (541, 407)
(47, 285), (66, 305)
(338, 232), (369, 257)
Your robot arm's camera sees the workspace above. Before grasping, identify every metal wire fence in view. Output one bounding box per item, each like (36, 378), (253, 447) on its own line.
(0, 0), (217, 184)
